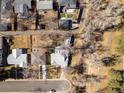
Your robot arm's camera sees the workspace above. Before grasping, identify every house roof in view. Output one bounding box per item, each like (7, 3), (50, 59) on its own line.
(1, 0), (13, 13)
(14, 0), (31, 13)
(60, 0), (76, 8)
(55, 46), (71, 56)
(7, 49), (27, 68)
(37, 0), (53, 10)
(31, 49), (46, 65)
(51, 46), (71, 68)
(59, 19), (72, 30)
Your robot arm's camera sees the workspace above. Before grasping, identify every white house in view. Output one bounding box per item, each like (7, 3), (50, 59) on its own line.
(7, 49), (27, 68)
(51, 46), (71, 68)
(37, 0), (53, 10)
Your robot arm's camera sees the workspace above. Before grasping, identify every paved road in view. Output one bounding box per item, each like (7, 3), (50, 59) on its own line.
(0, 80), (71, 92)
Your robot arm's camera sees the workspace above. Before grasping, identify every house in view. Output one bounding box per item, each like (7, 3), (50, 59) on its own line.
(14, 0), (31, 13)
(59, 9), (78, 30)
(0, 0), (14, 23)
(0, 0), (14, 31)
(59, 0), (81, 30)
(7, 49), (28, 68)
(60, 0), (77, 9)
(59, 19), (72, 30)
(14, 0), (31, 18)
(1, 0), (13, 13)
(51, 46), (71, 68)
(31, 48), (46, 65)
(36, 0), (53, 10)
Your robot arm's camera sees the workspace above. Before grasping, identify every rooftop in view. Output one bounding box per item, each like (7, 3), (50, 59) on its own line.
(1, 0), (13, 13)
(60, 0), (77, 8)
(37, 0), (53, 10)
(14, 0), (31, 13)
(7, 48), (27, 68)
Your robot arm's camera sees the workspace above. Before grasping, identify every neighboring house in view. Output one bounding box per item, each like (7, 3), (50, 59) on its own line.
(31, 48), (46, 65)
(14, 0), (31, 18)
(37, 0), (53, 10)
(51, 46), (71, 68)
(59, 19), (72, 30)
(7, 49), (28, 68)
(0, 0), (14, 31)
(59, 0), (81, 30)
(14, 0), (31, 13)
(1, 0), (13, 13)
(0, 0), (14, 23)
(60, 0), (77, 8)
(59, 9), (77, 30)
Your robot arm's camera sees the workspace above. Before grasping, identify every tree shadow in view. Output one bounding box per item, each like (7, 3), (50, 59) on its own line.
(101, 55), (119, 67)
(0, 67), (24, 81)
(70, 63), (87, 75)
(75, 86), (86, 93)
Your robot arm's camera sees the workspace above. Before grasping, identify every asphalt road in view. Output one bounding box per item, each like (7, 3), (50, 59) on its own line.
(0, 80), (71, 92)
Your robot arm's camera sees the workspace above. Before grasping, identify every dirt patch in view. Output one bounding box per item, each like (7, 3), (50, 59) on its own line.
(11, 35), (31, 49)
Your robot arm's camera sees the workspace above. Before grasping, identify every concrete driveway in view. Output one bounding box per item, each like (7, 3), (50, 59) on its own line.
(0, 79), (71, 92)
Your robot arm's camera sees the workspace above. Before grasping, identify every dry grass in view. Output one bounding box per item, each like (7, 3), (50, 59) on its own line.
(11, 35), (31, 49)
(87, 30), (123, 93)
(102, 30), (121, 54)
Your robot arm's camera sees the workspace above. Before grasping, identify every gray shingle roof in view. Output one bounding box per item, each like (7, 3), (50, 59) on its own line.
(14, 0), (31, 13)
(1, 0), (13, 13)
(60, 0), (76, 8)
(37, 0), (53, 10)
